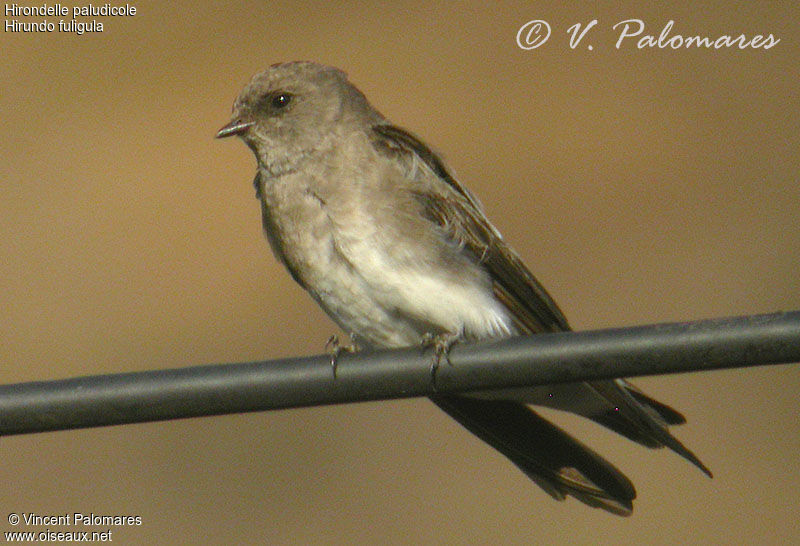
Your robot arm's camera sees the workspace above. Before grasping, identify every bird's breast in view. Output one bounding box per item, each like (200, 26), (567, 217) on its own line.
(256, 169), (514, 347)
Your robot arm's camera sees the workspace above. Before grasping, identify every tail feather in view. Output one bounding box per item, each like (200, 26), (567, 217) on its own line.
(588, 409), (663, 448)
(588, 380), (712, 478)
(480, 379), (712, 478)
(622, 381), (687, 425)
(430, 395), (636, 516)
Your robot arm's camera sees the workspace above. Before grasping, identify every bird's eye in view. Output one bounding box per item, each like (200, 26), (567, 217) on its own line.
(270, 93), (292, 109)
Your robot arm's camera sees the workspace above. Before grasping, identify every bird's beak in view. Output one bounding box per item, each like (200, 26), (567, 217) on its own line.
(216, 119), (255, 138)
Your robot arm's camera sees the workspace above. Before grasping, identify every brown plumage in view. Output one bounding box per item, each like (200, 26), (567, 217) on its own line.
(218, 62), (710, 515)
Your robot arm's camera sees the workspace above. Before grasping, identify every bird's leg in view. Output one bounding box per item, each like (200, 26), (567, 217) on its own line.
(325, 333), (360, 378)
(420, 330), (462, 389)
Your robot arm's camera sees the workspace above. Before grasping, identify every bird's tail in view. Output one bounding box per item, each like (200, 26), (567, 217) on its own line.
(581, 379), (712, 477)
(471, 378), (712, 480)
(430, 395), (637, 516)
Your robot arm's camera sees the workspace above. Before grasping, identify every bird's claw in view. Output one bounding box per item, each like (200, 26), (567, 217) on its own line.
(325, 333), (360, 378)
(420, 331), (461, 390)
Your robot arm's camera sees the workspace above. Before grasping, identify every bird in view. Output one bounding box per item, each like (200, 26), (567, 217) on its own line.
(216, 61), (710, 515)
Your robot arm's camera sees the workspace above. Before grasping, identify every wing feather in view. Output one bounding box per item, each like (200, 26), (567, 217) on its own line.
(373, 124), (569, 334)
(370, 123), (712, 484)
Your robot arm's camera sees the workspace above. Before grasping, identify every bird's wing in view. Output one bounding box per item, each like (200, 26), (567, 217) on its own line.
(430, 395), (636, 516)
(372, 124), (569, 335)
(371, 123), (712, 481)
(371, 124), (642, 514)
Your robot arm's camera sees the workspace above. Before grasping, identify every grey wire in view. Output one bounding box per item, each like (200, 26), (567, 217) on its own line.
(0, 311), (798, 436)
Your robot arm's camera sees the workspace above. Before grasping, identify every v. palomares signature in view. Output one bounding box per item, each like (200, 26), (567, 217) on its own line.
(517, 19), (780, 51)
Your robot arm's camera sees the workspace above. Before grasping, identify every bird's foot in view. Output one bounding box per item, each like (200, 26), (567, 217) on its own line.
(420, 331), (462, 389)
(325, 333), (360, 378)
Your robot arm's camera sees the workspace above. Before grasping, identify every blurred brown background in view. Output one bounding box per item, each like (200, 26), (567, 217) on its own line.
(1, 1), (798, 544)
